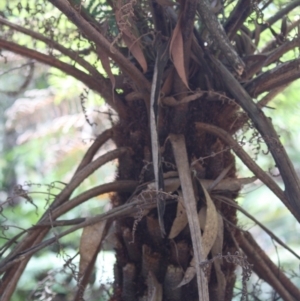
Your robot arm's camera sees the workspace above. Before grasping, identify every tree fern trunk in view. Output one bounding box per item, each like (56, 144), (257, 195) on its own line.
(110, 73), (243, 300)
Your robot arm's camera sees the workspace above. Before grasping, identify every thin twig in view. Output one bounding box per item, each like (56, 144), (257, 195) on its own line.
(0, 61), (33, 77)
(32, 218), (86, 228)
(261, 18), (300, 53)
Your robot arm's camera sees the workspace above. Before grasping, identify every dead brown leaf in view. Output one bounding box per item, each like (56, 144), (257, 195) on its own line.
(178, 182), (218, 287)
(125, 91), (143, 101)
(168, 192), (188, 239)
(161, 91), (204, 106)
(198, 182), (218, 258)
(122, 33), (147, 73)
(169, 17), (189, 89)
(161, 67), (174, 95)
(79, 220), (107, 277)
(96, 46), (116, 93)
(114, 0), (147, 73)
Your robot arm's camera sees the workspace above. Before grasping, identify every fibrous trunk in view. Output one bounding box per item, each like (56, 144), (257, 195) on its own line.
(110, 61), (245, 301)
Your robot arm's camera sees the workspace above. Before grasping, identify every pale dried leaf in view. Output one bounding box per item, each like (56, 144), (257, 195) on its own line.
(161, 67), (174, 95)
(125, 91), (143, 101)
(178, 190), (218, 287)
(161, 96), (177, 106)
(164, 177), (181, 192)
(212, 213), (226, 301)
(162, 92), (204, 106)
(177, 265), (196, 287)
(169, 134), (209, 300)
(207, 163), (233, 191)
(169, 18), (189, 88)
(163, 171), (179, 179)
(201, 177), (256, 192)
(149, 45), (166, 235)
(211, 213), (224, 256)
(180, 92), (204, 103)
(79, 220), (107, 277)
(198, 206), (206, 230)
(147, 177), (180, 193)
(198, 182), (218, 258)
(168, 193), (188, 239)
(147, 271), (163, 301)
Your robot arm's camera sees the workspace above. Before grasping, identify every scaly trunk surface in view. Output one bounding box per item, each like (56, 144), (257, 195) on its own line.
(110, 63), (244, 300)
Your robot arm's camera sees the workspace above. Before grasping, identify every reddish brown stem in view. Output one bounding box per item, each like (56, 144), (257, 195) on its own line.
(237, 231), (300, 301)
(195, 122), (291, 212)
(245, 37), (300, 79)
(49, 0), (151, 95)
(210, 58), (300, 223)
(0, 38), (121, 111)
(73, 128), (114, 174)
(245, 58), (300, 97)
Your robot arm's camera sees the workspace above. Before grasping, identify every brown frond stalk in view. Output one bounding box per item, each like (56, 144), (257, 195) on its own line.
(0, 39), (121, 110)
(73, 128), (114, 174)
(245, 58), (300, 97)
(224, 0), (253, 40)
(237, 231), (300, 301)
(0, 180), (137, 299)
(197, 0), (245, 74)
(210, 58), (300, 223)
(195, 123), (288, 210)
(245, 37), (300, 79)
(49, 0), (151, 95)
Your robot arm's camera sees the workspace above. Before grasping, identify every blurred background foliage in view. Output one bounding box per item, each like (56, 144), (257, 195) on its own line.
(0, 54), (116, 300)
(0, 0), (299, 300)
